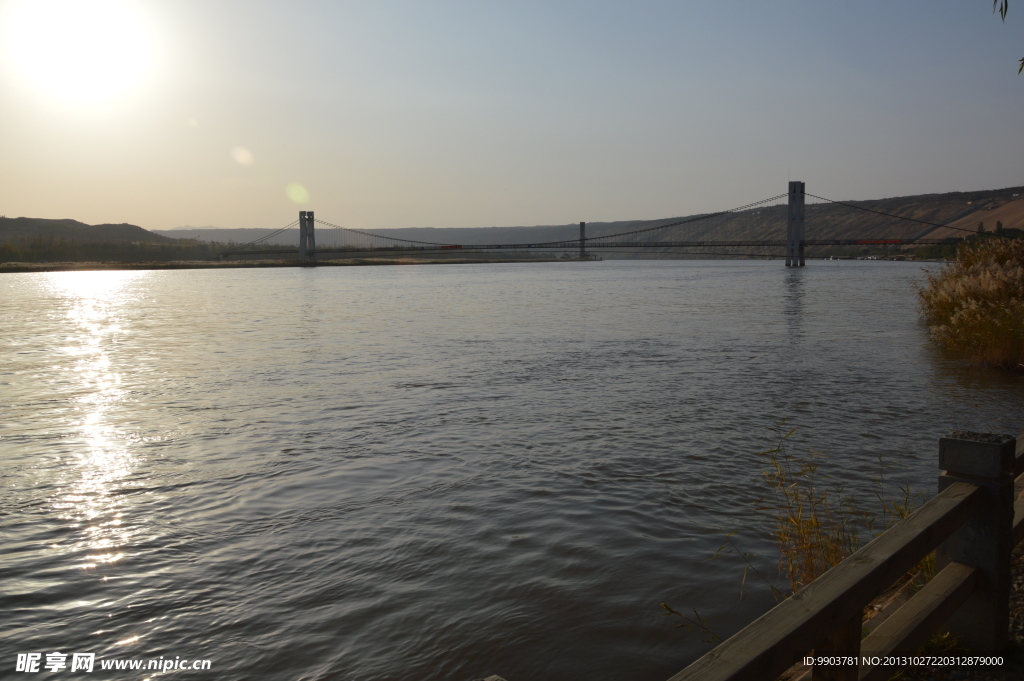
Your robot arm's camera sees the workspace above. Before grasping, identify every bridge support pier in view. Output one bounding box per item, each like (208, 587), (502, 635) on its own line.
(580, 221), (586, 260)
(786, 181), (805, 267)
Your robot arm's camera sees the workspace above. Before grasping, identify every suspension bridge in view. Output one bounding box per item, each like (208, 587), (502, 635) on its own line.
(218, 182), (977, 266)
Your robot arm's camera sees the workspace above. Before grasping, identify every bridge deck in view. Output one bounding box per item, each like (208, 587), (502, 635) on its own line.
(221, 238), (957, 258)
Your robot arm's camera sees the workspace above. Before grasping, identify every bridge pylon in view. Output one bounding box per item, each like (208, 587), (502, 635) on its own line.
(307, 211), (315, 260)
(786, 181), (805, 267)
(299, 211), (316, 261)
(580, 222), (586, 260)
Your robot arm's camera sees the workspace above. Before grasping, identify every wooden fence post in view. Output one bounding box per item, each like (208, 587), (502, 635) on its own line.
(812, 612), (860, 681)
(935, 431), (1016, 651)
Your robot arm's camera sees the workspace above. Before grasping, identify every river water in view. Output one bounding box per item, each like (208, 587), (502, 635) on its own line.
(2, 260), (1022, 681)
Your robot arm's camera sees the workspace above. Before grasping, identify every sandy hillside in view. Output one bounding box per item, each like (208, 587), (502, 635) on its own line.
(927, 195), (1024, 240)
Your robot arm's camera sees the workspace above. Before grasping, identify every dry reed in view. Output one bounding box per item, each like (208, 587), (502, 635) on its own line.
(917, 237), (1024, 370)
(754, 421), (927, 596)
(663, 423), (929, 640)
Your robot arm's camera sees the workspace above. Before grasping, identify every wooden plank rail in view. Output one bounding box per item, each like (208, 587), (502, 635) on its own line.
(668, 432), (1023, 681)
(857, 561), (978, 681)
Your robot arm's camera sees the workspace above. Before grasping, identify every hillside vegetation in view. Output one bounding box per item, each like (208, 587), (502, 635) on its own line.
(0, 217), (224, 262)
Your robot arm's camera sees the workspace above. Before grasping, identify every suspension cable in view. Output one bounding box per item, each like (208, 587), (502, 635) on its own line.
(232, 220), (300, 249)
(314, 219), (461, 246)
(806, 194), (977, 235)
(316, 194), (788, 249)
(588, 194), (788, 243)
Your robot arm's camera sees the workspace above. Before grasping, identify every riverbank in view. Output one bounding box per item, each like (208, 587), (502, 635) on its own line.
(0, 256), (560, 273)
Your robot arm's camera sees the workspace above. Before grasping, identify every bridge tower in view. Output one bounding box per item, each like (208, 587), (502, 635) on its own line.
(579, 222), (586, 260)
(298, 211), (316, 261)
(786, 181), (805, 267)
(307, 210), (315, 260)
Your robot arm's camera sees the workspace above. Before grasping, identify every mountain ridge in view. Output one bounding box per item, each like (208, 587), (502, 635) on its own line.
(5, 184), (1024, 250)
(0, 217), (176, 244)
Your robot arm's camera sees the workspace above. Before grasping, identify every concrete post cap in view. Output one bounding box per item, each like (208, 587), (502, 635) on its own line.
(938, 431), (1015, 479)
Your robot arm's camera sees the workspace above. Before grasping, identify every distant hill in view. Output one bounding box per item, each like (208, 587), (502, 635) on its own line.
(5, 183), (1024, 263)
(0, 217), (223, 263)
(155, 185), (1024, 248)
(0, 217), (176, 244)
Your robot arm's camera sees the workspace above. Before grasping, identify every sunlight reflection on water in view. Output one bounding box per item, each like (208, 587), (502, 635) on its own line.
(43, 271), (150, 574)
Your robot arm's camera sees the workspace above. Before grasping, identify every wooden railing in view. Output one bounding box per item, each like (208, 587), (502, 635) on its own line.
(669, 431), (1024, 681)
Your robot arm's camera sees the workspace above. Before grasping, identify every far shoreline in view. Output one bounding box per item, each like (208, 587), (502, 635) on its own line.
(0, 256), (951, 274)
(0, 257), (563, 274)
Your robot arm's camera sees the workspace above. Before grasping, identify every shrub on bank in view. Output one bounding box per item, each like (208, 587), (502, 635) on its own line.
(917, 237), (1024, 370)
(0, 235), (227, 263)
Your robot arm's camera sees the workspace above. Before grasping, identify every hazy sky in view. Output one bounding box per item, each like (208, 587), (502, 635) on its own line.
(1, 1), (1022, 231)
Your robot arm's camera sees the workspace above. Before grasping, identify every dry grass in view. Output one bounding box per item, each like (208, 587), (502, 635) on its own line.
(757, 425), (865, 593)
(663, 423), (930, 642)
(917, 238), (1024, 370)
(754, 421), (927, 596)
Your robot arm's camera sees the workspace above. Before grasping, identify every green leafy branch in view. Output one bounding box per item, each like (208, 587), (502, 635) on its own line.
(993, 1), (1024, 73)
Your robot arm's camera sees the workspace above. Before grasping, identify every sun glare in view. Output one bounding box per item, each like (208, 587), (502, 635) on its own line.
(4, 0), (156, 103)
